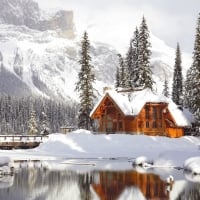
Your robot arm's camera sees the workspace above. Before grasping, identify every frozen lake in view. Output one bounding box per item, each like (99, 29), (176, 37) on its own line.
(0, 160), (199, 200)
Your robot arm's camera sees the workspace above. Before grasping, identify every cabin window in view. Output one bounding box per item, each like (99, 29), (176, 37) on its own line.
(146, 121), (150, 128)
(145, 106), (150, 119)
(152, 121), (157, 128)
(153, 107), (157, 119)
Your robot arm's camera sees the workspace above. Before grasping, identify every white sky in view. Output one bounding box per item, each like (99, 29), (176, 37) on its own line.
(35, 0), (200, 54)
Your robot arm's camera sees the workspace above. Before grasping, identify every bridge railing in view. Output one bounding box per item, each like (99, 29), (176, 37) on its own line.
(0, 135), (49, 143)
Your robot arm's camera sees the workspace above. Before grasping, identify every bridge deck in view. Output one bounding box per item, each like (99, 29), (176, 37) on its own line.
(0, 135), (48, 150)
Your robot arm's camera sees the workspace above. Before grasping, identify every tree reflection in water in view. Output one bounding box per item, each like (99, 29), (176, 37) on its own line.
(0, 163), (199, 200)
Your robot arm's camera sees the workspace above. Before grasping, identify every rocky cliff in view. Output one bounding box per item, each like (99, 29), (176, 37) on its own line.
(0, 0), (75, 39)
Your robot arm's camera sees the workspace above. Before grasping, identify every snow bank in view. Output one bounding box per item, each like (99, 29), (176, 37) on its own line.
(184, 157), (200, 182)
(184, 157), (200, 175)
(0, 130), (199, 173)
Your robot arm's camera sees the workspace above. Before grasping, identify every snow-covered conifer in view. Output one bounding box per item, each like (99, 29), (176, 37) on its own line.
(137, 16), (153, 90)
(115, 64), (120, 89)
(172, 43), (183, 106)
(163, 78), (169, 97)
(126, 27), (140, 89)
(184, 13), (200, 125)
(75, 31), (96, 130)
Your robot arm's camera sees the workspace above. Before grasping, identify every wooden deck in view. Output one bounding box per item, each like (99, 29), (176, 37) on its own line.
(0, 135), (48, 150)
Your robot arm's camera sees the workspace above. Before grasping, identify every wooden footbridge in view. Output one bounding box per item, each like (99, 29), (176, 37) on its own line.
(0, 135), (48, 150)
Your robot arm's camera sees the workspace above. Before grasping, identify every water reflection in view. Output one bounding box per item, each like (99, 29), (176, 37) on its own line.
(0, 162), (199, 200)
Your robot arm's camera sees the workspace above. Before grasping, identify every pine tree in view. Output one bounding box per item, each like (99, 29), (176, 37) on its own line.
(172, 43), (183, 106)
(115, 64), (120, 89)
(117, 54), (130, 89)
(125, 38), (134, 88)
(185, 13), (200, 125)
(126, 27), (140, 89)
(75, 31), (96, 130)
(184, 68), (193, 108)
(117, 54), (124, 88)
(163, 78), (169, 97)
(137, 16), (153, 90)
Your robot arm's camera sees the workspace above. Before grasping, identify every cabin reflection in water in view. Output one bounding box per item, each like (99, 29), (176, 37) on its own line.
(92, 170), (169, 200)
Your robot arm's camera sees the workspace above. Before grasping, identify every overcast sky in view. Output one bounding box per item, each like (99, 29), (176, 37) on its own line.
(36, 0), (200, 54)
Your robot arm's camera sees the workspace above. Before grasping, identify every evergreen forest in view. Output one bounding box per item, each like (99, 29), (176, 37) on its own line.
(0, 96), (78, 134)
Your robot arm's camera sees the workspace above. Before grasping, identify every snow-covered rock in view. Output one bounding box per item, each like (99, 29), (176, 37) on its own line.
(183, 157), (200, 175)
(166, 175), (174, 184)
(132, 156), (153, 168)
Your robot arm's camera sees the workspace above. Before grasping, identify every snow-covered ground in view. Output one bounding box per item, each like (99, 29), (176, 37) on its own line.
(0, 129), (199, 200)
(0, 129), (199, 179)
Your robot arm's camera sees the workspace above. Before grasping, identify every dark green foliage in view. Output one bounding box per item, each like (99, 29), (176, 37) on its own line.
(163, 78), (169, 97)
(117, 54), (129, 88)
(131, 27), (140, 88)
(75, 31), (96, 130)
(184, 13), (200, 125)
(138, 16), (153, 90)
(172, 43), (183, 106)
(125, 27), (140, 89)
(115, 17), (153, 91)
(115, 64), (120, 89)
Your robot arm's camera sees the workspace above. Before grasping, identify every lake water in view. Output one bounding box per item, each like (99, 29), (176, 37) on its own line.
(0, 161), (199, 200)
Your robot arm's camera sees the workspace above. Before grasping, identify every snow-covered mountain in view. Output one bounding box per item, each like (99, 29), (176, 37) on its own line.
(0, 0), (118, 100)
(0, 0), (192, 101)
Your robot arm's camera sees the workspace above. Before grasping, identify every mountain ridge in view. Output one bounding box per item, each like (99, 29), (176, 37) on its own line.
(0, 0), (192, 101)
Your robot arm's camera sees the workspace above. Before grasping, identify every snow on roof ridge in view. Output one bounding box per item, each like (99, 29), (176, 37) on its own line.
(91, 88), (192, 127)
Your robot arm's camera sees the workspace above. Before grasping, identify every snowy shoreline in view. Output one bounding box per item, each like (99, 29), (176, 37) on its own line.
(0, 129), (199, 180)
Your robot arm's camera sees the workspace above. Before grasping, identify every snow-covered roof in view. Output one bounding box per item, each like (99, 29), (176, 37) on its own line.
(91, 88), (192, 127)
(168, 102), (192, 127)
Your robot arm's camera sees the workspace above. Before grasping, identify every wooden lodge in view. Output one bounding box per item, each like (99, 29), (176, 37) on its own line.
(90, 88), (192, 138)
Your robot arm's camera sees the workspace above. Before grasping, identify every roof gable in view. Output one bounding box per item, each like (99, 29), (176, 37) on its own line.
(90, 92), (131, 117)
